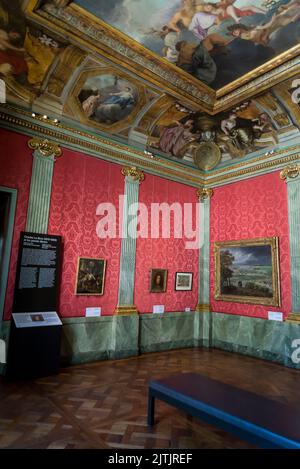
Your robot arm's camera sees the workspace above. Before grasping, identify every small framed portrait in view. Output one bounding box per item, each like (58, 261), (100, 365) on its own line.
(150, 269), (168, 293)
(75, 257), (106, 295)
(175, 272), (193, 291)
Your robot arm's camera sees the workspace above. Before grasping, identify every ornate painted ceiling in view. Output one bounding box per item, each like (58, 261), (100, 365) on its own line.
(0, 0), (300, 180)
(74, 0), (300, 90)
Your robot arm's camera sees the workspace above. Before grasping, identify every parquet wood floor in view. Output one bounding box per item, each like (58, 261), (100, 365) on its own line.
(0, 348), (299, 449)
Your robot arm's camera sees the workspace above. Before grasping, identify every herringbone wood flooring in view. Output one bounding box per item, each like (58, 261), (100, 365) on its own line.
(0, 348), (299, 449)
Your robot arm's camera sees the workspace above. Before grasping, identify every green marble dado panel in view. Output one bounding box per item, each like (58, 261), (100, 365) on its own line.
(212, 312), (300, 369)
(61, 315), (140, 365)
(139, 311), (200, 353)
(61, 316), (114, 365)
(110, 314), (139, 360)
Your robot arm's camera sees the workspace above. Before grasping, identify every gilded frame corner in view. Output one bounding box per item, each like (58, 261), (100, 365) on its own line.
(214, 237), (281, 307)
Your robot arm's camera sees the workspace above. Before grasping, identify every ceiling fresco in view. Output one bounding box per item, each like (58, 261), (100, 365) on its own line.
(0, 0), (65, 101)
(0, 0), (300, 178)
(74, 0), (300, 89)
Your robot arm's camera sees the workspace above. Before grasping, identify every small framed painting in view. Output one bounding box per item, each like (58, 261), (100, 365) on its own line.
(175, 272), (193, 291)
(75, 257), (106, 295)
(150, 269), (168, 293)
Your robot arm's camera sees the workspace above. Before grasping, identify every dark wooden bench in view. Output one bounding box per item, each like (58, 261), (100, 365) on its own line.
(148, 373), (300, 449)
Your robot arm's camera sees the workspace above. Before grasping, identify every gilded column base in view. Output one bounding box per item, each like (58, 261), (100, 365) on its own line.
(195, 304), (211, 313)
(114, 305), (139, 315)
(286, 313), (300, 324)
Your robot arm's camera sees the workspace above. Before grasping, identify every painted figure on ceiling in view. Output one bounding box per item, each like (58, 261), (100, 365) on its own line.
(176, 40), (217, 84)
(154, 116), (199, 158)
(0, 28), (27, 77)
(0, 0), (62, 89)
(79, 75), (137, 125)
(82, 92), (102, 118)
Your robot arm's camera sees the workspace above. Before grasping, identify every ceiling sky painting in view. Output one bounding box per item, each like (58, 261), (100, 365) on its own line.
(75, 0), (300, 89)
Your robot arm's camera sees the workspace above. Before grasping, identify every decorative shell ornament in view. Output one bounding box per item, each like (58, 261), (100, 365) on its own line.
(193, 141), (221, 171)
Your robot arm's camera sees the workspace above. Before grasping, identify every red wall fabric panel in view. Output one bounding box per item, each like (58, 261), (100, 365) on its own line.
(134, 173), (199, 313)
(210, 172), (291, 318)
(0, 130), (32, 320)
(48, 148), (123, 316)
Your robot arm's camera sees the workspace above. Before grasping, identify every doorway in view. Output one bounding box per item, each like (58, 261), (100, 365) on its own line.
(0, 187), (17, 319)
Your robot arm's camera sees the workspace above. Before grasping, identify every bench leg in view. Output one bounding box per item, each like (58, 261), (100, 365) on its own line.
(148, 393), (155, 426)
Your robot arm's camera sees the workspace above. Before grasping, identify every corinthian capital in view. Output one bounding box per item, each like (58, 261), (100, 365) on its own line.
(121, 166), (145, 183)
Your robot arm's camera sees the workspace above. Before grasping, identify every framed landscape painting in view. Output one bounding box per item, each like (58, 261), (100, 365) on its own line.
(175, 272), (193, 291)
(75, 257), (106, 295)
(214, 237), (280, 306)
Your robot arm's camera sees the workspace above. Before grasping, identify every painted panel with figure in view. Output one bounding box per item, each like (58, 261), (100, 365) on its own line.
(78, 74), (137, 124)
(74, 0), (300, 89)
(148, 98), (280, 167)
(0, 0), (63, 91)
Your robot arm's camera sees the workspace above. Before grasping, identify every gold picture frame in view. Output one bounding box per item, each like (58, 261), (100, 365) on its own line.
(214, 237), (280, 306)
(75, 257), (106, 295)
(150, 269), (168, 293)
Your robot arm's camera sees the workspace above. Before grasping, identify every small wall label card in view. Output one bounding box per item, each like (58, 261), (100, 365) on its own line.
(153, 305), (165, 314)
(268, 311), (283, 321)
(85, 307), (102, 317)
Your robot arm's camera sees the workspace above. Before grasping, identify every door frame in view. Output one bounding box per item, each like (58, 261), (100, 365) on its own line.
(0, 186), (17, 320)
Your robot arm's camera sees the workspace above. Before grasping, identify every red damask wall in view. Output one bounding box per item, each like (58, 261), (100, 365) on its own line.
(134, 174), (199, 313)
(0, 130), (32, 320)
(210, 172), (291, 318)
(48, 148), (123, 317)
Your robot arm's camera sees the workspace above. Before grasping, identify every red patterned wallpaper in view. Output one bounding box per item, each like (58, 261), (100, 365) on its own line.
(135, 174), (199, 313)
(48, 148), (123, 317)
(0, 130), (32, 320)
(210, 172), (291, 318)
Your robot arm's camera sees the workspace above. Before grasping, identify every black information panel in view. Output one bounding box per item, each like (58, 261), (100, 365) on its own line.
(13, 232), (62, 312)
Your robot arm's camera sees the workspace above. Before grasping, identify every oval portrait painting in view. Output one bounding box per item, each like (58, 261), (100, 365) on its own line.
(78, 74), (137, 124)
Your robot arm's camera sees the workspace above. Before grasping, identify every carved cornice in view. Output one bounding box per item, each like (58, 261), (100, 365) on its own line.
(197, 188), (214, 201)
(280, 165), (300, 180)
(0, 106), (202, 186)
(2, 105), (300, 188)
(28, 137), (62, 158)
(121, 166), (145, 183)
(114, 305), (138, 316)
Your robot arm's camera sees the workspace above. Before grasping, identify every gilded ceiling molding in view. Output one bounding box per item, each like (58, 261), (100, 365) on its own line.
(197, 188), (214, 201)
(121, 166), (145, 183)
(47, 46), (87, 97)
(216, 54), (300, 100)
(28, 137), (62, 159)
(280, 165), (300, 180)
